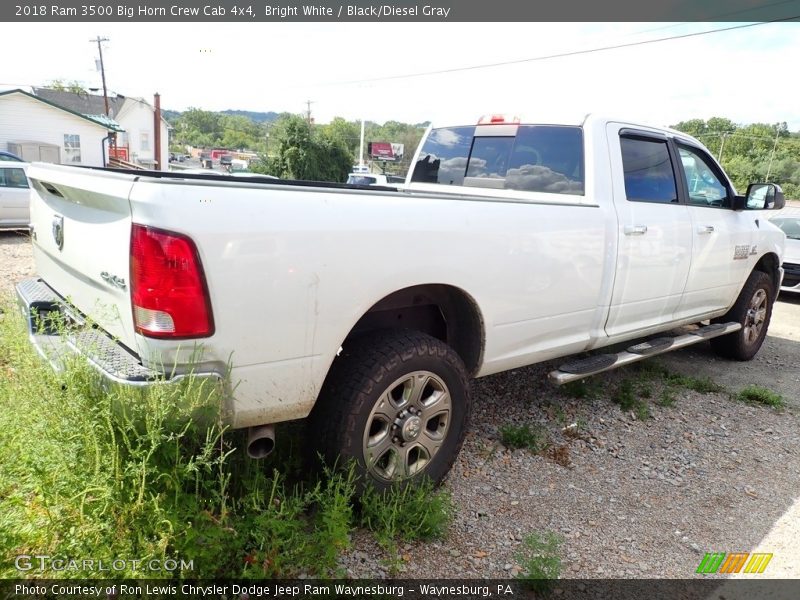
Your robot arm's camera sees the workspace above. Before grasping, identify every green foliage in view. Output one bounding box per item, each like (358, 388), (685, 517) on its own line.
(515, 532), (563, 592)
(671, 117), (800, 199)
(359, 480), (452, 559)
(562, 378), (605, 399)
(612, 379), (650, 420)
(736, 386), (784, 408)
(0, 302), (420, 579)
(499, 423), (550, 451)
(47, 79), (88, 93)
(250, 114), (352, 182)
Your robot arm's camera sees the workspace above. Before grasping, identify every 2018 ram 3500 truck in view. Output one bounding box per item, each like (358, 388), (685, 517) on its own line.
(17, 114), (786, 488)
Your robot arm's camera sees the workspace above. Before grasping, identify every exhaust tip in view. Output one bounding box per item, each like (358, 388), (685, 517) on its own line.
(246, 424), (276, 459)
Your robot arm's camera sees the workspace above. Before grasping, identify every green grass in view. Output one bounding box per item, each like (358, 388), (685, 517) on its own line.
(737, 386), (784, 408)
(499, 424), (551, 452)
(0, 302), (448, 578)
(635, 360), (726, 394)
(612, 379), (651, 420)
(515, 532), (563, 592)
(561, 378), (605, 400)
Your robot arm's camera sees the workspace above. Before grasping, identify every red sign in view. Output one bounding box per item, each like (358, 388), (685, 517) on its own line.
(109, 147), (129, 161)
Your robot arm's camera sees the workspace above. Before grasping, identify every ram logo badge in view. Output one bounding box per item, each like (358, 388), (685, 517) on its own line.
(52, 215), (64, 251)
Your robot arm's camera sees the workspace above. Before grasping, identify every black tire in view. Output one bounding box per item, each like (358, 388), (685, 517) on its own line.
(309, 330), (471, 491)
(710, 270), (774, 361)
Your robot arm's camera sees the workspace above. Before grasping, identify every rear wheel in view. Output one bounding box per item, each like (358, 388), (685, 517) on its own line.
(710, 270), (774, 360)
(310, 330), (471, 490)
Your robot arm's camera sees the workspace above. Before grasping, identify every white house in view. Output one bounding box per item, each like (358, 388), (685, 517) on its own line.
(113, 96), (170, 170)
(26, 88), (170, 169)
(0, 89), (121, 167)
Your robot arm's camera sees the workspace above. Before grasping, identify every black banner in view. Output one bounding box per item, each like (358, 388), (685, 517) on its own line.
(3, 0), (800, 22)
(3, 579), (800, 600)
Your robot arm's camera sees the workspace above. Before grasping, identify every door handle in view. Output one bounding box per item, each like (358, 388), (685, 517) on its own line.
(697, 225), (715, 234)
(624, 225), (648, 236)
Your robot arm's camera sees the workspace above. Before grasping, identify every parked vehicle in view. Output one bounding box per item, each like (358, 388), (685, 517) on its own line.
(346, 172), (405, 186)
(770, 214), (800, 293)
(17, 114), (786, 489)
(0, 150), (24, 162)
(220, 154), (233, 167)
(0, 162), (30, 229)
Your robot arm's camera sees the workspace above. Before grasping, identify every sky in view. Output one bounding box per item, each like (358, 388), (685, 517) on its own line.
(2, 21), (799, 129)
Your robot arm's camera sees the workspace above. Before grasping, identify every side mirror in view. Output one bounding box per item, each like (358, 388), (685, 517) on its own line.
(742, 183), (785, 210)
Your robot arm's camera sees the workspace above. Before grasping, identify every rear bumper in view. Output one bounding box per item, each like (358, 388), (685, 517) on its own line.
(15, 277), (225, 388)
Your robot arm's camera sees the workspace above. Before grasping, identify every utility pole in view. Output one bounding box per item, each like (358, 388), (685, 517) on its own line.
(305, 100), (314, 125)
(766, 128), (781, 182)
(717, 132), (727, 163)
(90, 36), (114, 165)
(90, 36), (110, 116)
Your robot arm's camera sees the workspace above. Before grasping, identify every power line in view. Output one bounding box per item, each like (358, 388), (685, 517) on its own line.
(326, 18), (799, 86)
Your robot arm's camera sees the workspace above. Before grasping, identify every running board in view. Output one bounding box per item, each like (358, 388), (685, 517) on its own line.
(548, 322), (741, 385)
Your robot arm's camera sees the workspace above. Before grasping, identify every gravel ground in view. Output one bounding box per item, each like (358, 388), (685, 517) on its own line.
(2, 231), (797, 581)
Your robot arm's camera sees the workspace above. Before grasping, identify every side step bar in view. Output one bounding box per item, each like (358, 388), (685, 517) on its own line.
(548, 322), (741, 385)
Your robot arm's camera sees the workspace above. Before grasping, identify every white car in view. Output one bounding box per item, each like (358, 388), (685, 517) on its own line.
(346, 172), (405, 186)
(0, 162), (30, 229)
(771, 214), (800, 293)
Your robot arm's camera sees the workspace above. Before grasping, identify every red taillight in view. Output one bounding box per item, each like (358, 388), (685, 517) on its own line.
(130, 224), (214, 338)
(477, 114), (521, 125)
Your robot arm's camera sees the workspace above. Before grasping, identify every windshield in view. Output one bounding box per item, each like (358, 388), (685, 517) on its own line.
(772, 217), (800, 240)
(347, 175), (377, 185)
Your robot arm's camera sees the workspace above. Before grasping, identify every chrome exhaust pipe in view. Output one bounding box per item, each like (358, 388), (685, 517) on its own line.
(246, 424), (276, 459)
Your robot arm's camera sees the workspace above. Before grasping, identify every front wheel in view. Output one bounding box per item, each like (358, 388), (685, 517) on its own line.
(710, 270), (774, 361)
(310, 331), (471, 490)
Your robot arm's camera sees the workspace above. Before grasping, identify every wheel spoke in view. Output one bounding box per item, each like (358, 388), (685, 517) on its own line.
(418, 430), (443, 457)
(408, 373), (432, 406)
(401, 443), (432, 477)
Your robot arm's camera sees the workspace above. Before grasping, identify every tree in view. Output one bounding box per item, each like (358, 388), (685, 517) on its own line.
(47, 79), (88, 93)
(251, 114), (351, 182)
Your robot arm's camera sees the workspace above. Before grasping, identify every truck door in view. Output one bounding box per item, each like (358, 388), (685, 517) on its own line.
(672, 142), (756, 319)
(604, 124), (693, 338)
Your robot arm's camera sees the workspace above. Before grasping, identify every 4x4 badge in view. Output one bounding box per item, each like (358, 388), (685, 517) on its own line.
(52, 215), (64, 251)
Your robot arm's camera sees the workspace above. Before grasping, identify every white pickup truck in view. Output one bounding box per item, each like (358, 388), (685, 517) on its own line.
(17, 114), (786, 489)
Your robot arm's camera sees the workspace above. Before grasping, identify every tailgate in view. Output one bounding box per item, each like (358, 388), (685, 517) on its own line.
(26, 164), (139, 351)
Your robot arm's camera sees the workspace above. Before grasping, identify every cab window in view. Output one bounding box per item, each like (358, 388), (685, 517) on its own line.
(677, 145), (729, 207)
(412, 125), (584, 195)
(620, 137), (677, 203)
(411, 126), (475, 186)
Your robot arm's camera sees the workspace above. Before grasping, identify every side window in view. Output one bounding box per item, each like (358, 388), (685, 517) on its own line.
(677, 145), (729, 207)
(413, 125), (584, 195)
(411, 126), (475, 185)
(505, 126), (584, 194)
(620, 137), (678, 203)
(0, 168), (29, 189)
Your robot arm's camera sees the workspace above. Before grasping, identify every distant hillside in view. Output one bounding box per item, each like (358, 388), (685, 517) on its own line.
(163, 108), (280, 123)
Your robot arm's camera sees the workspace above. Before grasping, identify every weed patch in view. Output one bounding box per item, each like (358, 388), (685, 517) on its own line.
(515, 532), (563, 592)
(737, 386), (784, 408)
(359, 480), (452, 572)
(0, 302), (445, 578)
(500, 424), (551, 452)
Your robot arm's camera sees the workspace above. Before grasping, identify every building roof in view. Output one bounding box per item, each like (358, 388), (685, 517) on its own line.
(32, 87), (125, 119)
(0, 89), (124, 132)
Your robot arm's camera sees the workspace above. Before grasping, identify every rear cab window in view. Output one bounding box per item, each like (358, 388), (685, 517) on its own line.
(411, 124), (584, 196)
